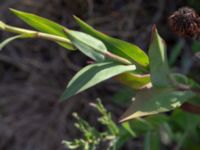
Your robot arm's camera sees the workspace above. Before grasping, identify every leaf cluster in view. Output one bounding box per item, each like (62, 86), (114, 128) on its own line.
(0, 9), (200, 150)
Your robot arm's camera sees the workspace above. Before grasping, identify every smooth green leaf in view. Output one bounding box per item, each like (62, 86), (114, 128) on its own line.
(123, 114), (169, 137)
(61, 61), (136, 101)
(0, 35), (22, 50)
(119, 88), (195, 122)
(64, 29), (107, 62)
(74, 16), (149, 68)
(172, 73), (200, 89)
(171, 109), (200, 131)
(145, 114), (169, 127)
(148, 26), (171, 87)
(144, 131), (160, 150)
(115, 73), (151, 89)
(115, 128), (133, 149)
(112, 87), (136, 105)
(0, 21), (5, 30)
(122, 122), (136, 137)
(10, 9), (75, 50)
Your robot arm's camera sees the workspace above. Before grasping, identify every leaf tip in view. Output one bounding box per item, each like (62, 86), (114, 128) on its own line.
(118, 115), (133, 123)
(119, 108), (137, 123)
(9, 8), (25, 18)
(59, 95), (68, 102)
(73, 15), (79, 20)
(0, 21), (5, 30)
(59, 89), (73, 102)
(151, 24), (157, 33)
(73, 15), (82, 22)
(9, 8), (18, 14)
(63, 28), (70, 34)
(150, 25), (157, 41)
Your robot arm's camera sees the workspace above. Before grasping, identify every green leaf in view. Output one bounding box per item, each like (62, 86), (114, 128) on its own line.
(122, 122), (137, 137)
(64, 29), (107, 62)
(171, 109), (200, 131)
(115, 73), (151, 89)
(119, 88), (195, 122)
(122, 114), (169, 138)
(115, 128), (133, 149)
(172, 73), (200, 89)
(148, 26), (171, 87)
(0, 21), (5, 30)
(74, 16), (149, 68)
(145, 114), (169, 127)
(60, 61), (136, 101)
(10, 9), (75, 50)
(112, 87), (135, 105)
(144, 131), (160, 150)
(0, 35), (22, 50)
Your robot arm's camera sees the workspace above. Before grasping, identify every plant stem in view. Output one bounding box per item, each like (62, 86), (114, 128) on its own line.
(105, 51), (132, 65)
(181, 102), (200, 115)
(0, 21), (73, 45)
(105, 51), (149, 72)
(0, 21), (134, 66)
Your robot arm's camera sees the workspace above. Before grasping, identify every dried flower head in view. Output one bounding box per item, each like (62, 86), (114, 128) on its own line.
(168, 7), (200, 40)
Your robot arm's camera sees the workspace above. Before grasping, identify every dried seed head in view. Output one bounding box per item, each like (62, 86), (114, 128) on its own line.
(168, 7), (200, 40)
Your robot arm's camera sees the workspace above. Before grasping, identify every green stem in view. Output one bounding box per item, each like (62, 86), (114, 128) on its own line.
(105, 51), (132, 65)
(0, 21), (133, 66)
(0, 21), (73, 45)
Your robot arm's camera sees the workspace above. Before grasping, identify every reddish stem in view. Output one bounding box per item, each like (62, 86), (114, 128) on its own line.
(181, 102), (200, 115)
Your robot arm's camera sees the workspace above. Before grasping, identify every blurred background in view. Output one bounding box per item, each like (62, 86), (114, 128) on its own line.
(0, 0), (200, 150)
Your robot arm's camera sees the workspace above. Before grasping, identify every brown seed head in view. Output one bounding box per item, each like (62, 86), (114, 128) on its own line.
(168, 7), (200, 39)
